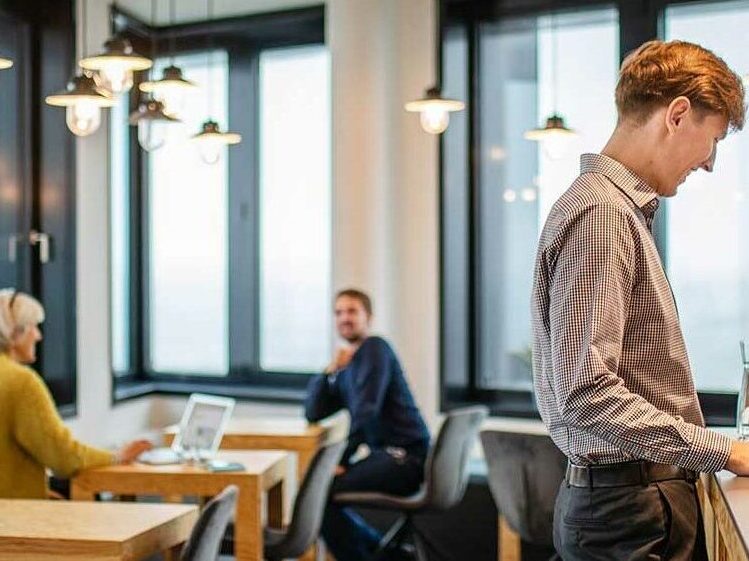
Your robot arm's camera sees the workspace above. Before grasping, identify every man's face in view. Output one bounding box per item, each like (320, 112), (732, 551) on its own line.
(659, 100), (728, 196)
(334, 296), (370, 343)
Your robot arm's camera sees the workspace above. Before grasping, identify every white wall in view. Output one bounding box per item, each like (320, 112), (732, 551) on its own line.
(329, 0), (439, 429)
(67, 0), (441, 445)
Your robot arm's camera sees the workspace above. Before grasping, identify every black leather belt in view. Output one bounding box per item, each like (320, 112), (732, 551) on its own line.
(565, 461), (699, 488)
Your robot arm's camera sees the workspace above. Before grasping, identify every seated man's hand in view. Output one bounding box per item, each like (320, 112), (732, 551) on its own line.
(325, 347), (355, 374)
(334, 465), (347, 476)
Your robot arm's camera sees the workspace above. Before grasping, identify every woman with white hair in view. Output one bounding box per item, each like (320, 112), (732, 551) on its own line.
(0, 289), (152, 499)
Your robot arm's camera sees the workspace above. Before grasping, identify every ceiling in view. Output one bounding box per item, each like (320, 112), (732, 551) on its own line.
(115, 0), (324, 25)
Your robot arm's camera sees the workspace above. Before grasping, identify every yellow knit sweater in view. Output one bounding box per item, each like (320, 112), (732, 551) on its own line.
(0, 353), (114, 498)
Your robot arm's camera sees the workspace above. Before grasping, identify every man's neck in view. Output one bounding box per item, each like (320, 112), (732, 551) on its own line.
(601, 126), (663, 195)
(345, 334), (368, 348)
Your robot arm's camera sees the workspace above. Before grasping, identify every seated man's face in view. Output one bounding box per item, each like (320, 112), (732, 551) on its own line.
(335, 296), (370, 343)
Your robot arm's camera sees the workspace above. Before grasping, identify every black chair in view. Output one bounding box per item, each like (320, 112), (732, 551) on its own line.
(263, 439), (347, 560)
(480, 431), (566, 560)
(333, 406), (489, 561)
(180, 485), (238, 561)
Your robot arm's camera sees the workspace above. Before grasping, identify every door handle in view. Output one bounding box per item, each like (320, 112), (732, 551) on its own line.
(29, 230), (50, 264)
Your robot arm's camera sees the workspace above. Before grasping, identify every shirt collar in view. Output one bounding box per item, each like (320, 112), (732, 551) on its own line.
(580, 153), (660, 219)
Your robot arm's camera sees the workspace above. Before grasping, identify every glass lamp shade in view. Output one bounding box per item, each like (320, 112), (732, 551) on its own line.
(0, 57), (12, 70)
(129, 99), (181, 152)
(79, 37), (152, 95)
(65, 102), (101, 136)
(192, 120), (241, 165)
(45, 74), (114, 137)
(524, 114), (578, 159)
(419, 108), (451, 134)
(139, 65), (197, 117)
(405, 86), (465, 135)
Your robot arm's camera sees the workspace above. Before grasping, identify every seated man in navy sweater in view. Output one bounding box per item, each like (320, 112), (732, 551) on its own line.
(305, 288), (430, 561)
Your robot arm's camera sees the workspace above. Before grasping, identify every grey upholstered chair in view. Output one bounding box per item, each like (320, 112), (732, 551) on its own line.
(333, 405), (489, 561)
(480, 430), (566, 558)
(263, 439), (347, 560)
(180, 485), (238, 561)
(263, 411), (350, 561)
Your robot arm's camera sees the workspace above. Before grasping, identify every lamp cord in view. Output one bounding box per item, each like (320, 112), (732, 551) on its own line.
(206, 0), (214, 120)
(169, 0), (176, 65)
(551, 11), (558, 116)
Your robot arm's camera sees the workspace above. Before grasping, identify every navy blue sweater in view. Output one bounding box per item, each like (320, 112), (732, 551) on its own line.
(305, 336), (430, 466)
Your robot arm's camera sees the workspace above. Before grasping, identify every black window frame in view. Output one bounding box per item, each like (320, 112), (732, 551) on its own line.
(111, 5), (328, 405)
(439, 0), (740, 426)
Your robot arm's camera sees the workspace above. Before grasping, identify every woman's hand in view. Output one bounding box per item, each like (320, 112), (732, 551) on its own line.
(114, 439), (153, 464)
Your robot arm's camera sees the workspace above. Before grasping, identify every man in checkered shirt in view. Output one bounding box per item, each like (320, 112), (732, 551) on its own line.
(532, 40), (749, 560)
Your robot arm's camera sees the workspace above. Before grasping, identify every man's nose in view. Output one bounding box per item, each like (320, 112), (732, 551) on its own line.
(703, 145), (717, 172)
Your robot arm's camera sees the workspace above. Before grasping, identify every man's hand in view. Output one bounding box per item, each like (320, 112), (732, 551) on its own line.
(325, 347), (355, 374)
(334, 465), (346, 476)
(114, 439), (153, 464)
(725, 440), (749, 475)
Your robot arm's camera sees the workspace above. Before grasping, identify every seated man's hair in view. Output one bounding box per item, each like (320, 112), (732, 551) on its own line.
(335, 288), (373, 316)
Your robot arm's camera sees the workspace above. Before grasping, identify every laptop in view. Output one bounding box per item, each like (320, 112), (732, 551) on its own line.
(138, 393), (236, 465)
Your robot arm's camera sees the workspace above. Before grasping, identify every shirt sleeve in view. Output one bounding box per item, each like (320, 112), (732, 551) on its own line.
(343, 338), (392, 464)
(548, 203), (732, 473)
(13, 368), (114, 478)
(304, 373), (343, 422)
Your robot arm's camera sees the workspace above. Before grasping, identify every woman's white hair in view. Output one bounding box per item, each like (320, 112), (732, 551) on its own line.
(0, 289), (45, 352)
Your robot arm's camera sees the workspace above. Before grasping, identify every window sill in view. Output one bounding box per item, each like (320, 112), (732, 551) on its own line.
(112, 378), (307, 405)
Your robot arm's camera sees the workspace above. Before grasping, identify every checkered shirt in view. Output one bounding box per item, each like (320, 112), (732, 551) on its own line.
(531, 153), (732, 472)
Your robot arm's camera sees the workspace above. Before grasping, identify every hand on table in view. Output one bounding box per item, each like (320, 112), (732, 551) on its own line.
(114, 439), (153, 464)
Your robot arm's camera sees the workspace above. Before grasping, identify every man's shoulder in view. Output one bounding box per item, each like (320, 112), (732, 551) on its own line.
(555, 172), (630, 215)
(541, 176), (641, 245)
(361, 335), (394, 353)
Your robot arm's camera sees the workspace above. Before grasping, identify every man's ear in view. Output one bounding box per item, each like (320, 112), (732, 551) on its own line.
(665, 96), (692, 134)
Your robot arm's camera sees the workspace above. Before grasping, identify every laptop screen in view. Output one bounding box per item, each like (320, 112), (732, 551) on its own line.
(173, 394), (235, 456)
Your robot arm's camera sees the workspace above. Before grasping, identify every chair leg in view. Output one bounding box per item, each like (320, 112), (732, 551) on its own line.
(377, 515), (409, 549)
(411, 523), (451, 561)
(368, 515), (412, 561)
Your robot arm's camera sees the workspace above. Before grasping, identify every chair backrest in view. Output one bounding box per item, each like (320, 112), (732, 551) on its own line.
(180, 485), (238, 561)
(423, 406), (488, 511)
(480, 430), (566, 546)
(316, 409), (351, 446)
(277, 438), (347, 557)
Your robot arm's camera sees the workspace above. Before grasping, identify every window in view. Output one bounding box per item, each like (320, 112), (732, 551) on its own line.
(441, 5), (619, 412)
(259, 45), (332, 372)
(477, 10), (619, 391)
(442, 0), (747, 422)
(148, 52), (230, 375)
(111, 93), (131, 376)
(110, 7), (329, 400)
(663, 1), (749, 393)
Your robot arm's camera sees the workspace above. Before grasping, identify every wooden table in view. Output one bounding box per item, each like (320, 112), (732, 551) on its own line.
(71, 450), (288, 561)
(698, 471), (749, 561)
(0, 499), (197, 561)
(166, 418), (331, 561)
(164, 417), (329, 481)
